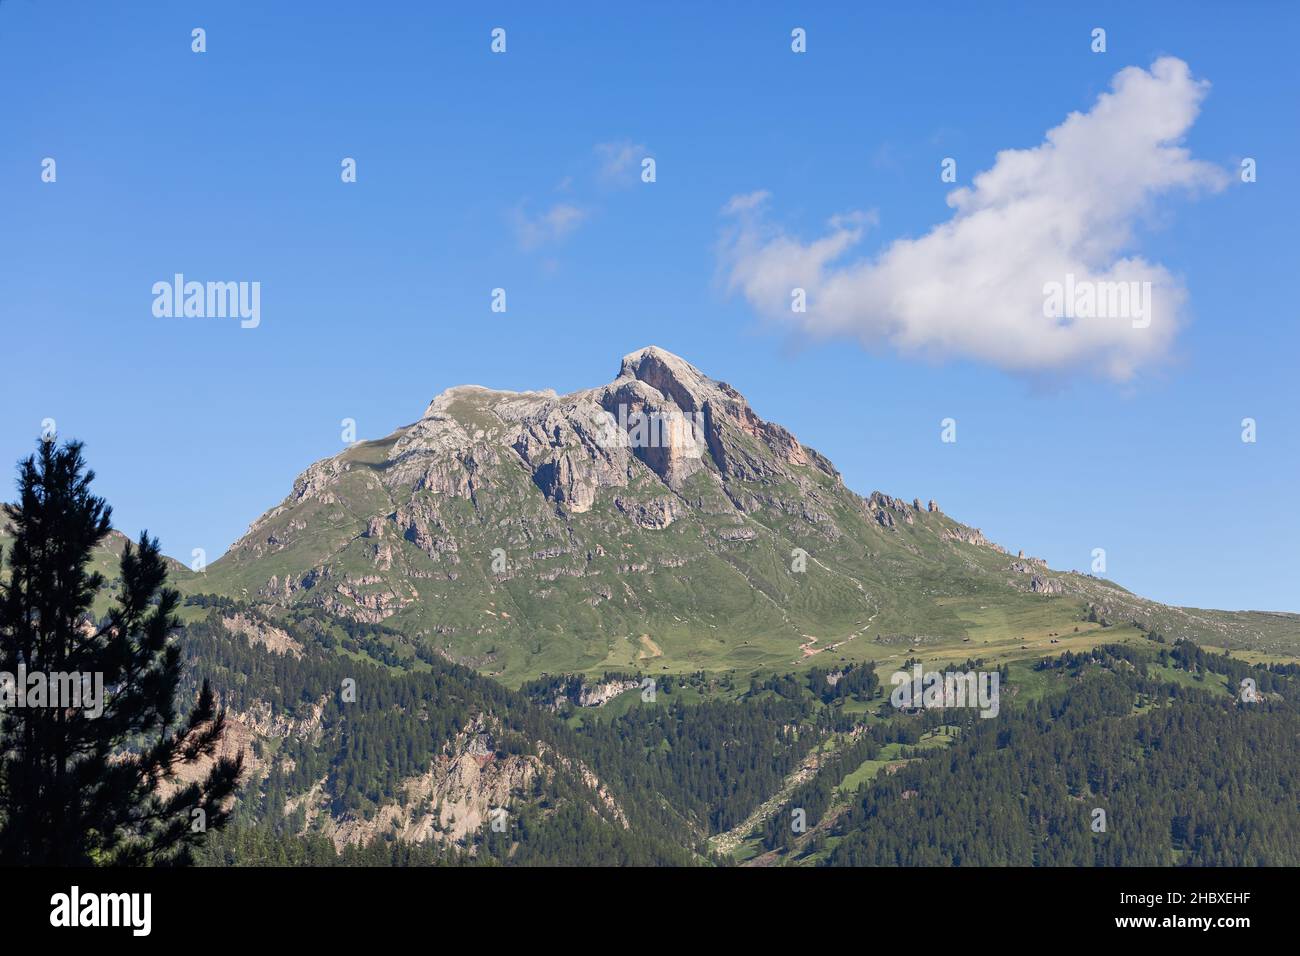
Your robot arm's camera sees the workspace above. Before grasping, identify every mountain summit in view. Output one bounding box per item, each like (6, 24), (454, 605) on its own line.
(194, 348), (1298, 683)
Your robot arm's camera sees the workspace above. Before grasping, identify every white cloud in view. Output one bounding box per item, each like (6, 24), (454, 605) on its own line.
(513, 202), (587, 251)
(723, 190), (771, 215)
(594, 139), (647, 187)
(718, 57), (1230, 381)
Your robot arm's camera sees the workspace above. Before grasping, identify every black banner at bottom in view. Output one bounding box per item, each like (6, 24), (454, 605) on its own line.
(5, 865), (1281, 943)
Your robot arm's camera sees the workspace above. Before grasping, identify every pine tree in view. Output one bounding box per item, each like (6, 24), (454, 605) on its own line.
(0, 440), (242, 865)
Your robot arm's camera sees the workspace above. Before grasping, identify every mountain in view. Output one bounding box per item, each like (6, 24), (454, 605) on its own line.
(184, 346), (1300, 684)
(7, 349), (1295, 867)
(0, 517), (195, 619)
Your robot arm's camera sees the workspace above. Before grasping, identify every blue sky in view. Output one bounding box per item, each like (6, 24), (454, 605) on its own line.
(1, 1), (1296, 611)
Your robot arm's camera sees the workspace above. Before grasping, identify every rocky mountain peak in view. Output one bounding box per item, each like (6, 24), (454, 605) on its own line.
(614, 345), (719, 412)
(226, 346), (848, 593)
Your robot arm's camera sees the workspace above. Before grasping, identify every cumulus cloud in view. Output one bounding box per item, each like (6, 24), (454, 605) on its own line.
(718, 58), (1230, 380)
(513, 202), (587, 251)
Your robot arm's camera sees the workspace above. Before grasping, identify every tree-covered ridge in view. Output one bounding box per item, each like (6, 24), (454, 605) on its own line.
(178, 607), (701, 865)
(178, 604), (836, 865)
(804, 644), (1300, 866)
(175, 596), (1300, 868)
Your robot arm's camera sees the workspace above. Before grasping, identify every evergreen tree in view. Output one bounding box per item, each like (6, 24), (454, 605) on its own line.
(0, 440), (242, 865)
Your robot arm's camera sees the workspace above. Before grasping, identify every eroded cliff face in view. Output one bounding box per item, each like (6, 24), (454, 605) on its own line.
(163, 693), (328, 796)
(274, 715), (626, 853)
(309, 724), (541, 850)
(221, 612), (304, 658)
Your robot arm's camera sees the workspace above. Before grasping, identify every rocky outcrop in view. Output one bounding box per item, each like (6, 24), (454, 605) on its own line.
(1030, 574), (1064, 595)
(943, 525), (1006, 553)
(288, 715), (540, 850)
(614, 495), (685, 530)
(599, 347), (838, 486)
(543, 675), (640, 711)
(512, 400), (631, 511)
(1011, 556), (1049, 574)
(577, 678), (640, 708)
(221, 612), (304, 658)
(867, 492), (917, 529)
(165, 693), (328, 798)
(234, 695), (328, 742)
(282, 714), (629, 851)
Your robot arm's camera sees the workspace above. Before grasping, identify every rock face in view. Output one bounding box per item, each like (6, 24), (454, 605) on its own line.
(577, 678), (640, 708)
(1030, 574), (1064, 595)
(230, 346), (836, 544)
(279, 714), (625, 852)
(310, 716), (541, 849)
(614, 494), (685, 529)
(539, 675), (641, 712)
(944, 526), (1006, 552)
(165, 692), (328, 797)
(868, 492), (917, 529)
(221, 612), (304, 658)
